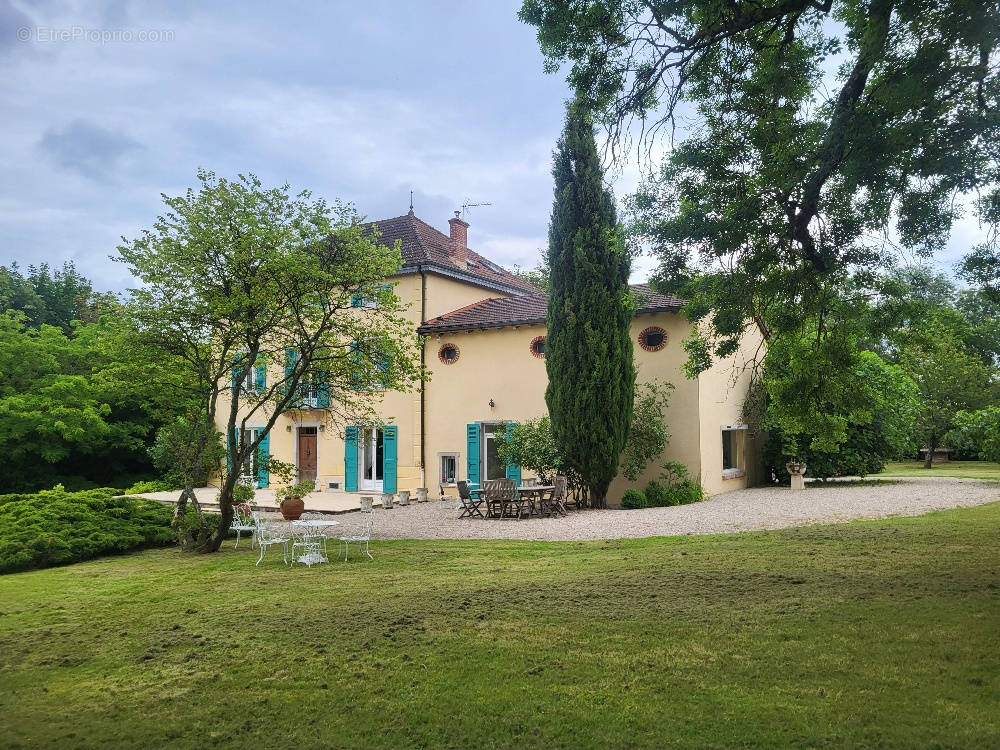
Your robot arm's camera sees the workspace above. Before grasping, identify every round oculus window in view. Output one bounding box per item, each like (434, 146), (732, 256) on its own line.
(438, 343), (460, 364)
(529, 336), (546, 358)
(638, 326), (667, 352)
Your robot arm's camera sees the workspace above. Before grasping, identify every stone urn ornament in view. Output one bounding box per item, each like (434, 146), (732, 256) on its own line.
(415, 487), (429, 503)
(397, 490), (410, 506)
(360, 496), (374, 512)
(785, 462), (808, 491)
(381, 492), (395, 509)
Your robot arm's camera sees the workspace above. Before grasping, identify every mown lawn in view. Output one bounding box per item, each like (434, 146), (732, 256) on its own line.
(1, 505), (998, 749)
(875, 460), (1000, 480)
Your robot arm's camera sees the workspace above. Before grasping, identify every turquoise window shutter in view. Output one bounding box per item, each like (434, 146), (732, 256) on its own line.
(504, 422), (522, 485)
(344, 426), (359, 491)
(466, 423), (481, 486)
(254, 364), (266, 392)
(383, 426), (397, 493)
(256, 429), (269, 488)
(232, 354), (242, 393)
(316, 372), (330, 408)
(284, 348), (299, 405)
(349, 341), (362, 390)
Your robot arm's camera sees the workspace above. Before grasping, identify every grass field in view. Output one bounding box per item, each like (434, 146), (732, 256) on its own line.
(875, 460), (1000, 480)
(2, 504), (999, 749)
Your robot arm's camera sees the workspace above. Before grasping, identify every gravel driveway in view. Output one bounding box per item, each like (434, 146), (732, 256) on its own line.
(359, 477), (998, 542)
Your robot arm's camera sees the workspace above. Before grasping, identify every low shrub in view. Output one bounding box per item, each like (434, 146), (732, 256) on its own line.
(644, 480), (673, 507)
(621, 488), (648, 509)
(665, 480), (704, 505)
(0, 485), (175, 574)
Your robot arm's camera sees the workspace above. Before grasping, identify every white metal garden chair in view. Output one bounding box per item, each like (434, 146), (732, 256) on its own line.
(252, 512), (290, 566)
(231, 503), (257, 550)
(339, 508), (375, 561)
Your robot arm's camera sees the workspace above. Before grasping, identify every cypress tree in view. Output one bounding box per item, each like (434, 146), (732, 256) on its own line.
(545, 100), (634, 509)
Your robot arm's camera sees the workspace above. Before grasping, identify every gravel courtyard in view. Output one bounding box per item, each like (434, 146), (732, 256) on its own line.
(360, 477), (999, 541)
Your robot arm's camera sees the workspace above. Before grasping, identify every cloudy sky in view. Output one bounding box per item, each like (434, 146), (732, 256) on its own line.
(1, 0), (985, 292)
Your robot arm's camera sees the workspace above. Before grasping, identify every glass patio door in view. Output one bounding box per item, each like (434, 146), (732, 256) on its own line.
(360, 427), (384, 491)
(482, 422), (506, 481)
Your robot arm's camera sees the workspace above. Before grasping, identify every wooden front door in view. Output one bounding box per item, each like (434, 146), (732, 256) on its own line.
(297, 427), (318, 482)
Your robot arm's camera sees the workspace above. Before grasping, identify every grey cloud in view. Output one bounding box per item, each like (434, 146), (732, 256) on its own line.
(38, 119), (142, 181)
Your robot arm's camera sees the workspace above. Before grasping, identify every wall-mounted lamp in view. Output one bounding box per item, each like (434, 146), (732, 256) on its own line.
(318, 424), (325, 432)
(489, 398), (495, 409)
(286, 425), (292, 432)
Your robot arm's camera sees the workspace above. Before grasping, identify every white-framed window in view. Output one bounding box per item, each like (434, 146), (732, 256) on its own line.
(482, 422), (506, 481)
(351, 284), (392, 309)
(722, 424), (747, 478)
(439, 453), (459, 485)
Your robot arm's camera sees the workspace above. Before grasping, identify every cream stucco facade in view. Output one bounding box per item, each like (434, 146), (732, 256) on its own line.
(217, 212), (760, 504)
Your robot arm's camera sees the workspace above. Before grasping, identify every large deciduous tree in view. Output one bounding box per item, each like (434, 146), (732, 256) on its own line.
(545, 101), (635, 508)
(116, 170), (422, 552)
(902, 322), (992, 467)
(522, 0), (1000, 374)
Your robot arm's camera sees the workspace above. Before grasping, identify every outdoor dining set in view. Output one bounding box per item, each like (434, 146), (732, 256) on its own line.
(230, 505), (375, 567)
(455, 475), (575, 520)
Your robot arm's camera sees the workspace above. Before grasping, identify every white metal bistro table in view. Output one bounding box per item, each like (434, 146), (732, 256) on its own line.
(290, 519), (340, 566)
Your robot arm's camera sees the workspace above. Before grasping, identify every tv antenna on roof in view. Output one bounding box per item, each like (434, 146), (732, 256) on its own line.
(460, 199), (492, 218)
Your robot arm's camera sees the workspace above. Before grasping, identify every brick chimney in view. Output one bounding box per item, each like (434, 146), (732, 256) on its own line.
(448, 211), (469, 264)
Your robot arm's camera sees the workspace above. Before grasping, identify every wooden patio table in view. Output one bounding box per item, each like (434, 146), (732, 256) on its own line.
(516, 485), (560, 517)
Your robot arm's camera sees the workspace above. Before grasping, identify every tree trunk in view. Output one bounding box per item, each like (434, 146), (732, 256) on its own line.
(924, 434), (937, 469)
(199, 481), (235, 553)
(590, 485), (608, 510)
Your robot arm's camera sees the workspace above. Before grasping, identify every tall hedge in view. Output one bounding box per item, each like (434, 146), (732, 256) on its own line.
(545, 100), (635, 508)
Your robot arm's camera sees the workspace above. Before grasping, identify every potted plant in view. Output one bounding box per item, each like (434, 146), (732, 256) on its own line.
(233, 483), (255, 512)
(276, 479), (315, 520)
(268, 458), (314, 520)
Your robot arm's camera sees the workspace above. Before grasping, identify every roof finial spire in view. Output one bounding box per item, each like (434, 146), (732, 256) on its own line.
(408, 190), (414, 215)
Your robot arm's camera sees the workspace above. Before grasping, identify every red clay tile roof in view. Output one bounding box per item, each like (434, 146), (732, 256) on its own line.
(418, 284), (684, 334)
(362, 212), (541, 294)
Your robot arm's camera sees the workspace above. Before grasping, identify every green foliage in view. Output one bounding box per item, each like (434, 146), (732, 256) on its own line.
(902, 322), (993, 462)
(946, 407), (1000, 462)
(644, 480), (670, 507)
(545, 100), (635, 507)
(124, 480), (176, 494)
(116, 170), (424, 551)
(0, 261), (112, 332)
(149, 415), (224, 488)
(0, 486), (174, 574)
(620, 488), (647, 509)
(495, 416), (564, 482)
(764, 345), (920, 480)
(524, 0), (1000, 400)
(0, 310), (178, 491)
(275, 479), (315, 505)
(653, 462), (705, 506)
(232, 484), (256, 505)
(508, 260), (551, 293)
(621, 381), (674, 481)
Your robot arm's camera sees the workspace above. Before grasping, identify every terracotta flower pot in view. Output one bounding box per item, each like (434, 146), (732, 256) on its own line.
(280, 497), (305, 520)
